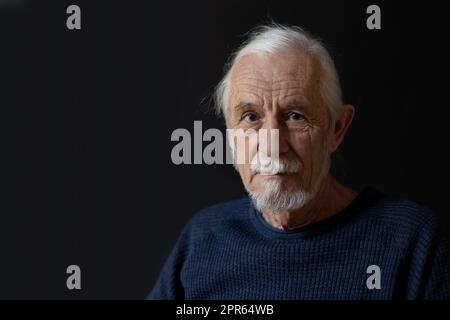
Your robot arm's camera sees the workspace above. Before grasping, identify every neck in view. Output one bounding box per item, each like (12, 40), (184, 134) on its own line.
(261, 175), (357, 231)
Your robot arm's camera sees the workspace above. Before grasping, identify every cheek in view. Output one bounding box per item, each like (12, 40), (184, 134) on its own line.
(237, 163), (252, 182)
(287, 131), (312, 163)
(230, 131), (258, 165)
(238, 163), (262, 192)
(288, 130), (328, 168)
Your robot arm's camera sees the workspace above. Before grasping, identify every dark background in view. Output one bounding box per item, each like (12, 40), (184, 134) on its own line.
(1, 0), (449, 299)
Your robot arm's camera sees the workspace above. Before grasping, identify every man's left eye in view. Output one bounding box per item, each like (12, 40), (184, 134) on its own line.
(287, 112), (305, 121)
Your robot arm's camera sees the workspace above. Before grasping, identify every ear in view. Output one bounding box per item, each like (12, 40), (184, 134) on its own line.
(330, 104), (355, 153)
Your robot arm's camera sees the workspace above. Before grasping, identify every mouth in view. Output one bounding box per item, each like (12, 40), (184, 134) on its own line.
(257, 172), (288, 177)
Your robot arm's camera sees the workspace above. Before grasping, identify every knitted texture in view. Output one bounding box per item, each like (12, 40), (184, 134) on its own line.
(149, 187), (450, 300)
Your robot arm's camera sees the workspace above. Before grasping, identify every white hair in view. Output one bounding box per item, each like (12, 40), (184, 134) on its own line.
(214, 24), (343, 125)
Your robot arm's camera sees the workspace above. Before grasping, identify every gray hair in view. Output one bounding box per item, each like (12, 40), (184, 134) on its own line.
(214, 24), (343, 125)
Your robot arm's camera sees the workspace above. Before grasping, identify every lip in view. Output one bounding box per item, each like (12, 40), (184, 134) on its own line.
(258, 172), (286, 176)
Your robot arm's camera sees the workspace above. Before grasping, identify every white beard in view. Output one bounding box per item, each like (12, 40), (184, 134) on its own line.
(248, 154), (330, 213)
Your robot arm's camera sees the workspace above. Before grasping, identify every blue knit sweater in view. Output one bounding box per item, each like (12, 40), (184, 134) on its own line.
(149, 187), (450, 300)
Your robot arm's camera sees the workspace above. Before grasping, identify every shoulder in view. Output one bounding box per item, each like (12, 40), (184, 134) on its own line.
(363, 188), (445, 245)
(181, 197), (252, 240)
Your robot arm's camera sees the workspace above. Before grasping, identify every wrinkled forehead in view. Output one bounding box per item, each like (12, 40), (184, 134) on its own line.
(229, 50), (321, 92)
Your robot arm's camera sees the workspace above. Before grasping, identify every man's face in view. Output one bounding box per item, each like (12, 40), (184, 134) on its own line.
(227, 50), (333, 211)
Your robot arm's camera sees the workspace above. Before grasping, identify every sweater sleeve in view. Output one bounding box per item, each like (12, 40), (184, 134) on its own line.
(147, 221), (193, 300)
(404, 211), (450, 300)
(423, 223), (450, 300)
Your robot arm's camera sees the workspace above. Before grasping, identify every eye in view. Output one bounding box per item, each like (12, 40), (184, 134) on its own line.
(242, 112), (259, 123)
(287, 111), (305, 121)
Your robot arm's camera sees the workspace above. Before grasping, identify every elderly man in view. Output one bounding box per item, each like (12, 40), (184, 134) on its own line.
(149, 24), (450, 299)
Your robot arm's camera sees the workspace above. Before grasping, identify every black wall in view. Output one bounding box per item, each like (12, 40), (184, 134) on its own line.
(1, 0), (449, 298)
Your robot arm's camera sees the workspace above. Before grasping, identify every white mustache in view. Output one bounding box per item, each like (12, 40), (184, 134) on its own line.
(250, 154), (301, 175)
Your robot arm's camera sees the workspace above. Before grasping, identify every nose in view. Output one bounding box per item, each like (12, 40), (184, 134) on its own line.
(259, 116), (289, 157)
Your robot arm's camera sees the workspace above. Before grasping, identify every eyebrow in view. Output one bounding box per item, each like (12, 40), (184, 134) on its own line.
(231, 101), (310, 116)
(232, 102), (260, 114)
(283, 104), (308, 112)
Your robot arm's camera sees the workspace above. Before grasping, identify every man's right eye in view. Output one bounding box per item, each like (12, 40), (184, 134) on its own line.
(242, 112), (259, 123)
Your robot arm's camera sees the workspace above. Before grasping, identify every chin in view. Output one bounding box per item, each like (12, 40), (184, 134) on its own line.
(249, 179), (314, 213)
(249, 190), (312, 212)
